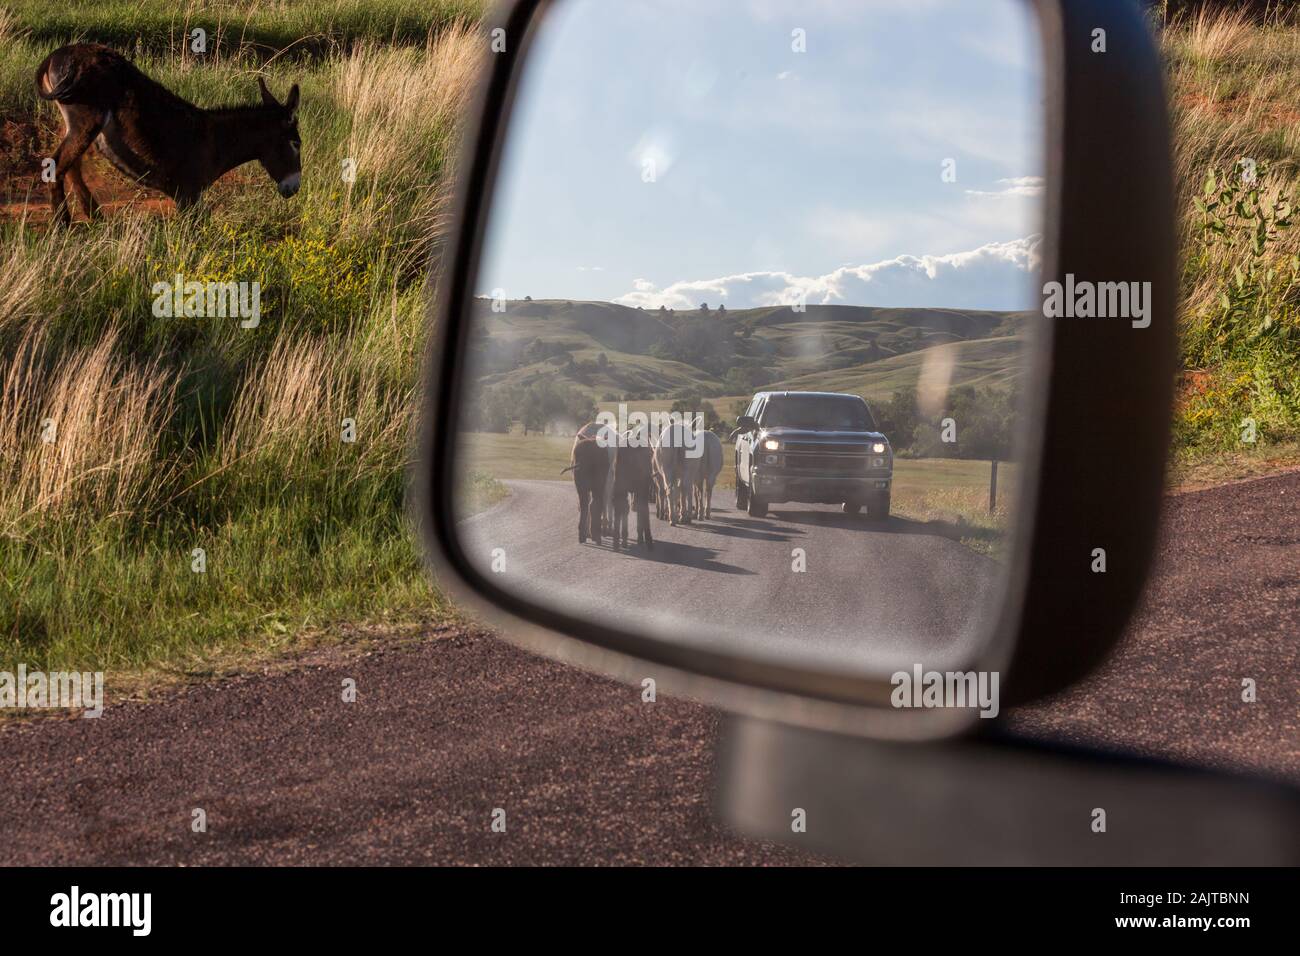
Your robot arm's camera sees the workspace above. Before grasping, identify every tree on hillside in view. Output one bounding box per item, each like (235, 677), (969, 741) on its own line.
(493, 378), (596, 435)
(904, 385), (1017, 461)
(875, 389), (920, 450)
(671, 393), (721, 433)
(597, 352), (608, 369)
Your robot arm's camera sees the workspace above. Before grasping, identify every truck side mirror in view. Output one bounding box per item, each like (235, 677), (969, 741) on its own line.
(736, 415), (757, 432)
(415, 0), (1176, 734)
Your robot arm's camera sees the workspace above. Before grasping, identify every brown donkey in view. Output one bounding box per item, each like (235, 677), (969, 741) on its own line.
(35, 43), (302, 225)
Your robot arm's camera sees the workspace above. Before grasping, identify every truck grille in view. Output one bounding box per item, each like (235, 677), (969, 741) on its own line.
(785, 453), (866, 473)
(784, 442), (871, 455)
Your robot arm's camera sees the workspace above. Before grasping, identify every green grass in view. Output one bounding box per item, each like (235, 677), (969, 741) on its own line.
(0, 1), (481, 55)
(456, 470), (509, 518)
(0, 6), (484, 675)
(1164, 9), (1300, 454)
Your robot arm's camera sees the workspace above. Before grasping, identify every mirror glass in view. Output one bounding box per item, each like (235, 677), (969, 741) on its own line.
(453, 0), (1046, 677)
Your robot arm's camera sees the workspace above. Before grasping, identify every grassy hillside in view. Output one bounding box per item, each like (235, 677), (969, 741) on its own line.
(0, 3), (484, 674)
(775, 335), (1023, 401)
(468, 297), (1029, 405)
(1165, 7), (1300, 457)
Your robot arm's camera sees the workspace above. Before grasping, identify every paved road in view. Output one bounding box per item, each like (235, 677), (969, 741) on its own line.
(460, 480), (1002, 674)
(0, 471), (1296, 864)
(1008, 468), (1300, 783)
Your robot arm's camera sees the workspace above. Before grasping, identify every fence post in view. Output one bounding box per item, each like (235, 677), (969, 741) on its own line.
(989, 458), (999, 513)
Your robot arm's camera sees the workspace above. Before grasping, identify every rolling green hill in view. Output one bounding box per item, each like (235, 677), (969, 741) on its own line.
(468, 298), (1030, 406)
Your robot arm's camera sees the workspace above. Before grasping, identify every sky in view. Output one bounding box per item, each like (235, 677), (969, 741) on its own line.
(477, 0), (1046, 312)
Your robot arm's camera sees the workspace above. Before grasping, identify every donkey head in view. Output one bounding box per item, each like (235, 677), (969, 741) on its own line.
(256, 77), (302, 198)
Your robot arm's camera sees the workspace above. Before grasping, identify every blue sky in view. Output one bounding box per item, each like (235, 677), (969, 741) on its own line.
(478, 0), (1045, 311)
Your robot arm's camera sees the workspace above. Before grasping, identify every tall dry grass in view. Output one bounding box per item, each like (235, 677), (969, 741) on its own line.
(331, 20), (484, 251)
(1164, 7), (1300, 449)
(0, 328), (179, 528)
(1179, 5), (1256, 61)
(218, 334), (413, 481)
(0, 18), (478, 670)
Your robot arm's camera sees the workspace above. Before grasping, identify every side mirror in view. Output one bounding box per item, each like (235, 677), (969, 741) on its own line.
(735, 415), (757, 433)
(416, 0), (1176, 734)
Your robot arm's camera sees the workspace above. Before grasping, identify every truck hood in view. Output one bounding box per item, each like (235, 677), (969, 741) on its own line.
(760, 427), (888, 444)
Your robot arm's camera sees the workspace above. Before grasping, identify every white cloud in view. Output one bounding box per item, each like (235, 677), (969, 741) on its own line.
(966, 176), (1045, 199)
(612, 236), (1041, 312)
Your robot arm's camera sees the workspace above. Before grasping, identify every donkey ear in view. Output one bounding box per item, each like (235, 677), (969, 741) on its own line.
(284, 84), (300, 116)
(257, 76), (278, 108)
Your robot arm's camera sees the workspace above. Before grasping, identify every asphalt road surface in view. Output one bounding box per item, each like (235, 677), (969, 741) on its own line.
(460, 480), (1002, 674)
(0, 471), (1296, 864)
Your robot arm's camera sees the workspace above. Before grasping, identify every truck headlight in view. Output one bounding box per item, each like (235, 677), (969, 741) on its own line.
(872, 442), (887, 454)
(762, 438), (780, 451)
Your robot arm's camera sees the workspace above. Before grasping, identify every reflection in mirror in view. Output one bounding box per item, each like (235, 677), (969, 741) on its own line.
(454, 0), (1045, 677)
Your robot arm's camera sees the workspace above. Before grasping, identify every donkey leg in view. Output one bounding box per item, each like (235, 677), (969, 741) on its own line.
(577, 490), (588, 543)
(589, 495), (603, 546)
(49, 114), (104, 227)
(65, 159), (100, 220)
(637, 491), (654, 550)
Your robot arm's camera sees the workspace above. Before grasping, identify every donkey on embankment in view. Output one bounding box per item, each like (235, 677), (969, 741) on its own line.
(34, 43), (302, 225)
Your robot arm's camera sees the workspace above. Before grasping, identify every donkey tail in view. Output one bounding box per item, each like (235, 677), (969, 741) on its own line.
(560, 465), (576, 475)
(34, 53), (77, 101)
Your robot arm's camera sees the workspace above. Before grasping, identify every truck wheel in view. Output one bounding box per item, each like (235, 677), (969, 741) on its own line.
(735, 475), (749, 509)
(842, 500), (862, 515)
(747, 494), (768, 518)
(868, 490), (890, 521)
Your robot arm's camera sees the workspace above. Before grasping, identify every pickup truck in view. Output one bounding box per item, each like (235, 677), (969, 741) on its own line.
(732, 390), (892, 519)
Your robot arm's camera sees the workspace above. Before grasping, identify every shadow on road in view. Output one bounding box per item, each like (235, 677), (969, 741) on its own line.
(583, 536), (755, 575)
(672, 514), (804, 543)
(772, 508), (1002, 549)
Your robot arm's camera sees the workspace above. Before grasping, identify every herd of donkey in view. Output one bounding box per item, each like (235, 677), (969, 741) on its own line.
(562, 421), (724, 553)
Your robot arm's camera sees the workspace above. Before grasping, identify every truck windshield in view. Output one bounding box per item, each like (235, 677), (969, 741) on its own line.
(760, 395), (875, 431)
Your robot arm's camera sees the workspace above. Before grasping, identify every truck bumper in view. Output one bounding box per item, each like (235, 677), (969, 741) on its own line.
(751, 470), (891, 505)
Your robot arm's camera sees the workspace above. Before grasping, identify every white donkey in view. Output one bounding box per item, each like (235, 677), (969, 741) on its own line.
(653, 421), (701, 525)
(692, 429), (723, 519)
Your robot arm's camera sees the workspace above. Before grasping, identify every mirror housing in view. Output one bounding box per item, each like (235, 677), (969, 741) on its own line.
(735, 415), (757, 432)
(414, 0), (1177, 736)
